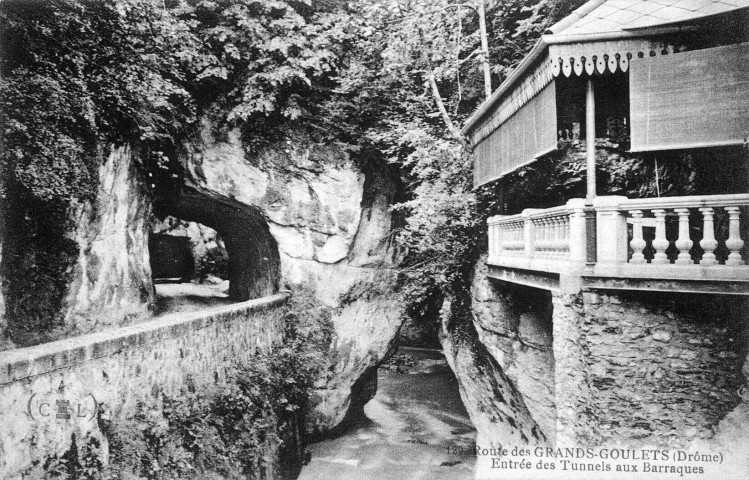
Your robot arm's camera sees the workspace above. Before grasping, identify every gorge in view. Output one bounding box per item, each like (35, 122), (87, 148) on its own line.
(1, 0), (748, 479)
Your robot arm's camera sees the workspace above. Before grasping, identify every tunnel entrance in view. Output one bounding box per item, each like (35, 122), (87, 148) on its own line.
(149, 189), (280, 315)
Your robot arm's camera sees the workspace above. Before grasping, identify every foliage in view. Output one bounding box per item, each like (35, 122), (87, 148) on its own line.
(43, 435), (104, 480)
(1, 195), (78, 345)
(345, 0), (586, 315)
(101, 356), (302, 480)
(47, 291), (334, 480)
(179, 0), (359, 149)
(0, 0), (199, 342)
(0, 0), (357, 339)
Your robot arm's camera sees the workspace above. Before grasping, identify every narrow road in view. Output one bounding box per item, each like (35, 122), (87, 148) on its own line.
(299, 348), (477, 480)
(153, 280), (232, 316)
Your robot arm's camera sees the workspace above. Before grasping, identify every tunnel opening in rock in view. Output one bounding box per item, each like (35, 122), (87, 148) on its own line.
(150, 190), (280, 314)
(150, 216), (228, 283)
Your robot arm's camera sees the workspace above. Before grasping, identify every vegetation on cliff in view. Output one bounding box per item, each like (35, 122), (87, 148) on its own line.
(4, 0), (725, 348)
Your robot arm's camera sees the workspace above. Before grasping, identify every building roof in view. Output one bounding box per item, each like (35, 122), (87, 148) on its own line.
(550, 0), (749, 37)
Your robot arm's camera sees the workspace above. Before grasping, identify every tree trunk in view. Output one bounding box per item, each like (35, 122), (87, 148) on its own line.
(427, 70), (467, 146)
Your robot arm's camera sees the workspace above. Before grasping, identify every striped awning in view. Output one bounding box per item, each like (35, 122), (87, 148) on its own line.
(630, 42), (749, 152)
(472, 81), (558, 188)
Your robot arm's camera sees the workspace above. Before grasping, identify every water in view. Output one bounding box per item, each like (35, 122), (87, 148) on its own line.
(298, 348), (477, 480)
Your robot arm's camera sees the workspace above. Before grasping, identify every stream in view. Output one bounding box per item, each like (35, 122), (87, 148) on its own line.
(298, 347), (477, 480)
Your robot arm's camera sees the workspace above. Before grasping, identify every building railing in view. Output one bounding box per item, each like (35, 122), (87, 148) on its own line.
(487, 194), (749, 281)
(488, 199), (587, 274)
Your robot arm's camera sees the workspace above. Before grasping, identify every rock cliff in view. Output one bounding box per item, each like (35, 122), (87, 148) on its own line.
(439, 295), (547, 478)
(63, 145), (154, 333)
(5, 122), (405, 436)
(175, 123), (405, 433)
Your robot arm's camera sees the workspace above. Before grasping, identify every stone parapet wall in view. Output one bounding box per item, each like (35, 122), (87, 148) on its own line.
(0, 293), (289, 479)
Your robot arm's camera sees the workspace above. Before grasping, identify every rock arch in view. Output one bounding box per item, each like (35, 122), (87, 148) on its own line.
(159, 190), (280, 301)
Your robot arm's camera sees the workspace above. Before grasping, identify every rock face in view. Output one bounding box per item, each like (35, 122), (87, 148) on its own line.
(575, 291), (748, 448)
(0, 242), (7, 348)
(470, 259), (557, 444)
(306, 274), (403, 435)
(177, 123), (405, 434)
(182, 126), (366, 275)
(705, 353), (749, 473)
(439, 296), (547, 478)
(7, 120), (404, 435)
(63, 145), (154, 333)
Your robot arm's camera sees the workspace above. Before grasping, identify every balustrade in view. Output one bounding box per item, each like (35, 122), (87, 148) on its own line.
(487, 202), (579, 273)
(620, 195), (748, 268)
(487, 194), (749, 280)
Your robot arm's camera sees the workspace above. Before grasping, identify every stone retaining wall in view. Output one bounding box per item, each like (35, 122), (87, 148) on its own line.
(576, 291), (749, 448)
(468, 256), (749, 452)
(0, 293), (289, 479)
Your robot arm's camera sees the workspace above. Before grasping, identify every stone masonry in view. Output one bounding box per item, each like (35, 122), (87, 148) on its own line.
(0, 293), (288, 479)
(465, 255), (749, 455)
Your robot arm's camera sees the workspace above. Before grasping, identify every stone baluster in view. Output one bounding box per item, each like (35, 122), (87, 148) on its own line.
(491, 223), (498, 258)
(542, 218), (550, 257)
(533, 220), (545, 257)
(550, 217), (559, 258)
(561, 215), (570, 256)
(651, 209), (669, 264)
(699, 208), (718, 265)
(496, 223), (502, 256)
(674, 208), (693, 265)
(507, 223), (514, 251)
(520, 215), (538, 258)
(548, 217), (555, 257)
(556, 216), (566, 257)
(519, 222), (525, 251)
(725, 206), (744, 266)
(496, 224), (500, 259)
(629, 210), (646, 263)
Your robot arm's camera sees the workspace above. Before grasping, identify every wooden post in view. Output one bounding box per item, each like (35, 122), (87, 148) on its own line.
(498, 178), (506, 215)
(584, 77), (597, 267)
(586, 78), (596, 201)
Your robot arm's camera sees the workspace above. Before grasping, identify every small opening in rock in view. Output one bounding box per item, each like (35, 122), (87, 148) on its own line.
(149, 216), (232, 315)
(150, 190), (280, 315)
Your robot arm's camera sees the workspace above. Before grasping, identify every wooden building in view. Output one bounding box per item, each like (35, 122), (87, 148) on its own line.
(464, 0), (749, 295)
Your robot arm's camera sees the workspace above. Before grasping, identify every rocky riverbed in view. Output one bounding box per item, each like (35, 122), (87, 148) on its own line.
(298, 347), (477, 480)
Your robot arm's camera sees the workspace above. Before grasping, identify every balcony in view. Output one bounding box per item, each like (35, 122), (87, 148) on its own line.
(486, 194), (749, 295)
